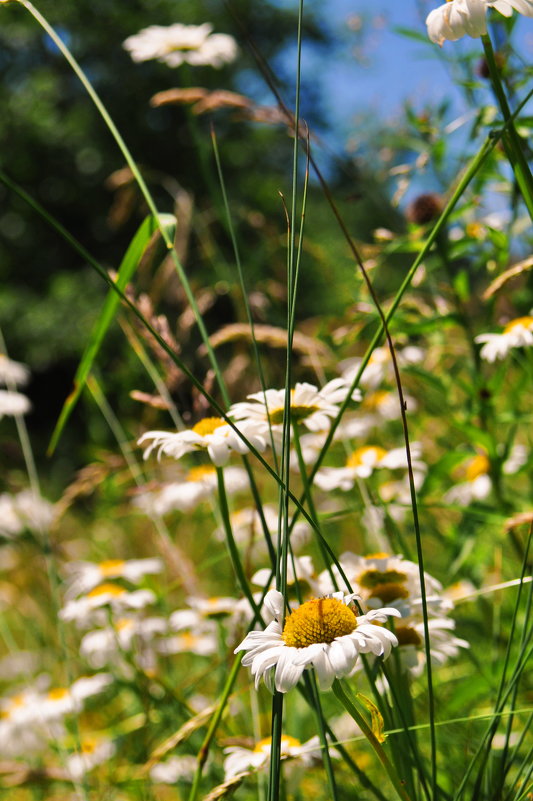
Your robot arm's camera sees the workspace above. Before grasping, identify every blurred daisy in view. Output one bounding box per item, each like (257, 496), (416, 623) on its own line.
(318, 552), (448, 617)
(391, 616), (469, 676)
(0, 389), (31, 418)
(251, 555), (321, 596)
(1, 675), (113, 728)
(340, 346), (424, 390)
(235, 589), (400, 692)
(360, 390), (418, 421)
(159, 630), (218, 657)
(80, 616), (169, 668)
(138, 416), (267, 466)
(134, 465), (248, 516)
(65, 736), (116, 780)
(213, 504), (311, 553)
(229, 379), (362, 434)
(427, 0), (533, 46)
(150, 755), (197, 783)
(0, 354), (30, 386)
(314, 444), (423, 492)
(475, 316), (533, 362)
(64, 557), (163, 599)
(123, 23), (238, 69)
(0, 490), (54, 537)
(224, 734), (336, 780)
(59, 584), (156, 627)
(444, 446), (526, 506)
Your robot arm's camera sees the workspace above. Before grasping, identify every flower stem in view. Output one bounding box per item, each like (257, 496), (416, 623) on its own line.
(332, 679), (414, 801)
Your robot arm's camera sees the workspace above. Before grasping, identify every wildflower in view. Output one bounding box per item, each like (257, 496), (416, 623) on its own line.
(314, 444), (423, 492)
(223, 734), (336, 780)
(475, 316), (533, 362)
(0, 389), (31, 418)
(138, 416), (267, 466)
(444, 446), (526, 506)
(133, 465), (248, 516)
(0, 490), (54, 537)
(426, 0), (533, 46)
(123, 23), (238, 69)
(340, 346), (424, 390)
(0, 354), (30, 386)
(80, 616), (169, 669)
(229, 379), (362, 434)
(63, 557), (163, 599)
(65, 736), (116, 780)
(318, 552), (449, 617)
(235, 589), (400, 692)
(59, 584), (156, 627)
(159, 630), (218, 657)
(150, 755), (197, 783)
(391, 616), (469, 676)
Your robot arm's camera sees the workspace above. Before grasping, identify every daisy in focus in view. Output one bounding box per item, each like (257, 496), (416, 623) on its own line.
(475, 315), (533, 362)
(229, 379), (362, 434)
(123, 23), (238, 69)
(426, 0), (533, 47)
(235, 589), (400, 692)
(139, 415), (268, 466)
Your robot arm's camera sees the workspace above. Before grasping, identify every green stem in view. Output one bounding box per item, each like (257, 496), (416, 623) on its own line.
(332, 679), (413, 801)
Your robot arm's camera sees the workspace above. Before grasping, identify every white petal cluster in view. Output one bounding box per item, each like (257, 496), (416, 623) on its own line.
(134, 465), (248, 516)
(0, 490), (54, 537)
(340, 346), (424, 390)
(138, 417), (267, 466)
(475, 316), (533, 362)
(235, 589), (400, 693)
(229, 379), (362, 434)
(426, 0), (533, 46)
(63, 557), (163, 599)
(224, 734), (335, 780)
(0, 389), (31, 418)
(123, 22), (238, 69)
(0, 354), (30, 386)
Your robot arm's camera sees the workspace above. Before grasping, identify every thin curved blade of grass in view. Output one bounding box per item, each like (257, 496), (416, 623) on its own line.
(48, 213), (176, 455)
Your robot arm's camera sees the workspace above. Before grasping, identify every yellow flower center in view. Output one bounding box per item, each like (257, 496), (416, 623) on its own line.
(395, 626), (422, 647)
(465, 454), (490, 482)
(358, 569), (407, 589)
(362, 391), (390, 410)
(503, 316), (533, 335)
(368, 582), (409, 604)
(186, 465), (216, 482)
(282, 597), (357, 648)
(191, 417), (226, 437)
(269, 403), (320, 425)
(47, 687), (70, 701)
(98, 559), (126, 577)
(87, 583), (126, 599)
(346, 446), (387, 468)
(254, 734), (301, 754)
(365, 552), (391, 559)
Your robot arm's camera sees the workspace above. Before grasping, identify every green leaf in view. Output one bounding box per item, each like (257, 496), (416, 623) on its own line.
(48, 213), (176, 454)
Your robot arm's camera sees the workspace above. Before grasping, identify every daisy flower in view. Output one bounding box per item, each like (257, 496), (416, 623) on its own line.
(0, 490), (54, 538)
(150, 755), (197, 784)
(65, 736), (116, 780)
(138, 416), (268, 466)
(229, 379), (362, 434)
(318, 552), (449, 617)
(133, 465), (248, 516)
(391, 616), (470, 676)
(0, 354), (30, 386)
(314, 444), (423, 492)
(340, 346), (424, 390)
(123, 23), (238, 69)
(59, 584), (156, 627)
(63, 557), (163, 599)
(426, 0), (533, 46)
(234, 589), (400, 692)
(79, 616), (169, 669)
(475, 315), (533, 362)
(224, 734), (336, 780)
(0, 389), (31, 418)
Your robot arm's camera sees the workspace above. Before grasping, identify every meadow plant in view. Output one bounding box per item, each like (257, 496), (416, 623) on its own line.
(0, 1), (532, 800)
